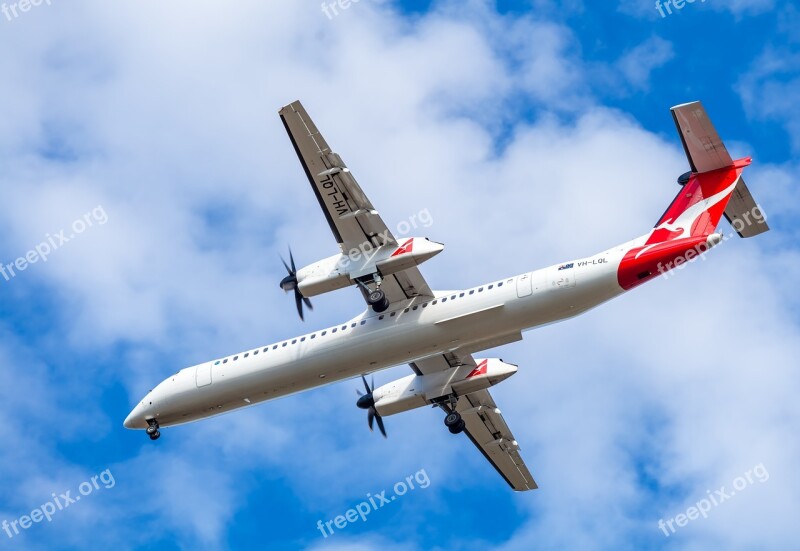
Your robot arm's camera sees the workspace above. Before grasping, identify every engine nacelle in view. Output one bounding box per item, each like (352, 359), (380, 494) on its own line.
(371, 359), (518, 417)
(296, 237), (444, 298)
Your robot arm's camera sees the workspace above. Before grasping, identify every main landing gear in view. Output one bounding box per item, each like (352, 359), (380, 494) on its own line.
(146, 419), (161, 441)
(436, 394), (466, 434)
(444, 411), (466, 434)
(367, 289), (390, 313)
(356, 276), (390, 313)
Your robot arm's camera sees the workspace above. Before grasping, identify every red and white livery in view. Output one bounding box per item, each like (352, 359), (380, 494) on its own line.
(125, 101), (768, 492)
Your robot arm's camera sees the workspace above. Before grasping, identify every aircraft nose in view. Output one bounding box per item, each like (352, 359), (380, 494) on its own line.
(124, 403), (146, 430)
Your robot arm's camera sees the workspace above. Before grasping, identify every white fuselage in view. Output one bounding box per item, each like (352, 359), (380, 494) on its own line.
(123, 241), (633, 430)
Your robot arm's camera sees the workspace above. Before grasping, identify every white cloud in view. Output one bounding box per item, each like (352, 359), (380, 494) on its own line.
(616, 36), (675, 90)
(737, 48), (800, 152)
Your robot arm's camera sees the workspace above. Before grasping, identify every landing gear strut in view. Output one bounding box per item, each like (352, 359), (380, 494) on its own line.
(436, 394), (466, 434)
(146, 419), (161, 441)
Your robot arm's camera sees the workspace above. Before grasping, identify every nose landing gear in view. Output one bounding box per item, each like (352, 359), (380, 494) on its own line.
(146, 419), (161, 441)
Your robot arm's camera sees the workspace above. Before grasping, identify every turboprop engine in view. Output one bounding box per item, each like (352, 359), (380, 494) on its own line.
(295, 237), (444, 298)
(356, 359), (518, 427)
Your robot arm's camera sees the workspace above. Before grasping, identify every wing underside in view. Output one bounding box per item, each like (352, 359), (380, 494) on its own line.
(411, 352), (537, 492)
(279, 100), (434, 304)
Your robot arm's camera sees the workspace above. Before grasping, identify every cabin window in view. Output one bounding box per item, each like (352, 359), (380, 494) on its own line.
(214, 361), (220, 365)
(322, 331), (327, 336)
(488, 284), (494, 289)
(311, 334), (316, 339)
(244, 353), (249, 358)
(332, 328), (338, 333)
(301, 337), (306, 342)
(291, 339), (297, 345)
(459, 292), (465, 297)
(360, 320), (366, 325)
(422, 303), (428, 308)
(441, 298), (447, 302)
(223, 359), (228, 364)
(253, 350), (258, 355)
(413, 305), (419, 310)
(379, 315), (384, 320)
(282, 343), (287, 347)
(234, 356), (239, 361)
(469, 290), (475, 295)
(342, 325), (347, 330)
(273, 345), (278, 350)
(497, 282), (503, 287)
(390, 311), (396, 316)
(404, 308), (410, 313)
(432, 300), (438, 305)
(478, 287), (483, 292)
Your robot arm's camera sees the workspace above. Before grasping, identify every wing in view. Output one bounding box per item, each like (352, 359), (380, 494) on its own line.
(452, 389), (538, 492)
(411, 351), (537, 491)
(279, 100), (433, 303)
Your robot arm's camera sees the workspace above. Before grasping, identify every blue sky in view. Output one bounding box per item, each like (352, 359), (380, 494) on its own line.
(0, 1), (798, 550)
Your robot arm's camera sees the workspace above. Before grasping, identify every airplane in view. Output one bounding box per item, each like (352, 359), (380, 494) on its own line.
(124, 100), (768, 491)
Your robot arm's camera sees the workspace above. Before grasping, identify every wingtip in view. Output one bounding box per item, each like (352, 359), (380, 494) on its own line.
(671, 100), (702, 111)
(279, 100), (302, 114)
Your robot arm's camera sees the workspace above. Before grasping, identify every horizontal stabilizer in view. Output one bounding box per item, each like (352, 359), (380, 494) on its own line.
(723, 177), (770, 238)
(671, 101), (733, 173)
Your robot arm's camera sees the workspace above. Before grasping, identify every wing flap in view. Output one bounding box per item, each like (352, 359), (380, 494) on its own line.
(455, 390), (537, 491)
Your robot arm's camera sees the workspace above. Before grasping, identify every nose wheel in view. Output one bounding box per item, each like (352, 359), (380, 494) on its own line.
(146, 420), (161, 441)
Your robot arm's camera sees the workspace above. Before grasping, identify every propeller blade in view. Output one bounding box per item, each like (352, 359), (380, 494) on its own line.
(294, 290), (304, 321)
(281, 255), (292, 275)
(289, 248), (296, 273)
(361, 375), (371, 395)
(303, 296), (313, 311)
(368, 408), (375, 431)
(375, 412), (387, 438)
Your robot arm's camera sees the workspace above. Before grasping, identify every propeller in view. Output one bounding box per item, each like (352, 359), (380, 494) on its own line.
(356, 375), (387, 438)
(279, 247), (313, 321)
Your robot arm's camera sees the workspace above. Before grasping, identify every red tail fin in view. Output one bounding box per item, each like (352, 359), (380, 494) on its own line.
(617, 102), (768, 290)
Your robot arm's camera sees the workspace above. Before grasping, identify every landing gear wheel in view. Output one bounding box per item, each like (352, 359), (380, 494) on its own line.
(448, 420), (466, 434)
(368, 289), (390, 313)
(444, 412), (462, 428)
(146, 419), (160, 440)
